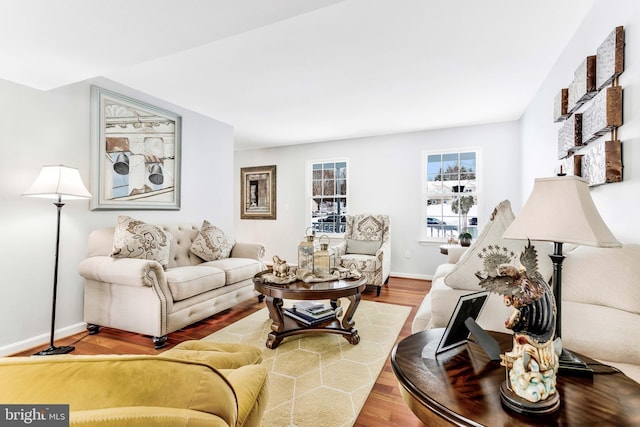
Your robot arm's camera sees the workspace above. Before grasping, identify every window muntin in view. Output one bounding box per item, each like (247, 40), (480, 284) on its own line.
(423, 150), (479, 241)
(310, 160), (347, 234)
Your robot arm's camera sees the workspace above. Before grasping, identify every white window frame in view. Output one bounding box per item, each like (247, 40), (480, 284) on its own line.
(420, 148), (481, 242)
(307, 158), (349, 237)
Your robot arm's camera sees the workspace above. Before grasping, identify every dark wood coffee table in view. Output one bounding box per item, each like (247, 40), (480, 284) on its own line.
(253, 270), (367, 349)
(391, 329), (640, 426)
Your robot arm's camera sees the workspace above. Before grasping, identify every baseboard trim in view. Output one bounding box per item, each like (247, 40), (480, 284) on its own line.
(390, 272), (433, 281)
(0, 322), (87, 357)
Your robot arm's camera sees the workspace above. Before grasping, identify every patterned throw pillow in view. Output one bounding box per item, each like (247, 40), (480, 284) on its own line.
(444, 200), (553, 291)
(190, 220), (236, 261)
(111, 216), (172, 270)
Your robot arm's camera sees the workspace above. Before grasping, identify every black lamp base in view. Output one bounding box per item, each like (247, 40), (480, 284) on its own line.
(559, 348), (593, 378)
(33, 345), (75, 356)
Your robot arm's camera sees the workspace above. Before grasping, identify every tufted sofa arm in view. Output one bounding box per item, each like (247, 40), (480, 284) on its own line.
(230, 242), (266, 262)
(79, 256), (167, 288)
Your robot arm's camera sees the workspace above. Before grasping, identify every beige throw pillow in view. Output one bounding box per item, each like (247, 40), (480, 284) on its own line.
(111, 216), (171, 270)
(190, 220), (236, 261)
(346, 239), (381, 255)
(444, 200), (553, 291)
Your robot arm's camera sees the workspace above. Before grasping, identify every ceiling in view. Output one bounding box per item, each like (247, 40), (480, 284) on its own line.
(2, 0), (595, 150)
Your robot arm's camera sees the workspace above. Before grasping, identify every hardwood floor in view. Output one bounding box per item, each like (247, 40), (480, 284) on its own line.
(12, 277), (431, 427)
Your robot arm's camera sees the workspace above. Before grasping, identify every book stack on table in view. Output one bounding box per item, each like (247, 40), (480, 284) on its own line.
(284, 301), (337, 326)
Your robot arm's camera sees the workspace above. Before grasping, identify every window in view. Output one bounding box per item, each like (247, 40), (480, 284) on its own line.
(422, 150), (480, 241)
(309, 160), (348, 234)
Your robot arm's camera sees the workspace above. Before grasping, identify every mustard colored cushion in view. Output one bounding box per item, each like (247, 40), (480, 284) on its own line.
(221, 365), (269, 427)
(111, 216), (171, 270)
(0, 355), (238, 426)
(71, 406), (229, 427)
(162, 340), (263, 368)
(190, 220), (236, 261)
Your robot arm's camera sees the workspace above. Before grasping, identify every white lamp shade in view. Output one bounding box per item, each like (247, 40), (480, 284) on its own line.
(503, 175), (620, 248)
(22, 165), (92, 200)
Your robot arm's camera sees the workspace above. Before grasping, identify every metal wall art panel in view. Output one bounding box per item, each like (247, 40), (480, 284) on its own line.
(580, 140), (622, 186)
(557, 113), (582, 159)
(554, 88), (570, 122)
(568, 55), (596, 114)
(581, 86), (623, 145)
(596, 26), (625, 90)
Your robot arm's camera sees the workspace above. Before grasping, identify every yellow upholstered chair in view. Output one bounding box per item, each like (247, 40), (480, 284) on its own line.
(333, 213), (391, 296)
(0, 341), (268, 427)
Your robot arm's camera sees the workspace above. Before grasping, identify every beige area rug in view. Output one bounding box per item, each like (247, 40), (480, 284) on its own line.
(202, 299), (411, 427)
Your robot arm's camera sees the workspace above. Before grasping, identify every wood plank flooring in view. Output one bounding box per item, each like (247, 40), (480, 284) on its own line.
(12, 277), (431, 427)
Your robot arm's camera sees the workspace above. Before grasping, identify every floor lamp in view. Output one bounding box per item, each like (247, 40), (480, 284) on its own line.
(503, 175), (621, 376)
(22, 165), (91, 356)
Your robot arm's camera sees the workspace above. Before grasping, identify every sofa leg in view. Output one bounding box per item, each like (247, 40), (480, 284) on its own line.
(86, 324), (100, 335)
(376, 286), (381, 297)
(258, 294), (265, 303)
(153, 335), (168, 349)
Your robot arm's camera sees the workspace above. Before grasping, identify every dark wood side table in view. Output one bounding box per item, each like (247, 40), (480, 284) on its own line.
(253, 270), (367, 349)
(391, 329), (640, 426)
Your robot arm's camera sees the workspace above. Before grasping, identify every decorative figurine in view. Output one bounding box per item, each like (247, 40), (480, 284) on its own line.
(272, 255), (291, 278)
(475, 241), (560, 415)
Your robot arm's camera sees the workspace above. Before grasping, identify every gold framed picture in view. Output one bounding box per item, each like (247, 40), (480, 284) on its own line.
(240, 165), (276, 220)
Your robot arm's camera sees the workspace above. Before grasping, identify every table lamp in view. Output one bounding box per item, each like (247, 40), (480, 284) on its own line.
(22, 165), (91, 355)
(503, 175), (621, 376)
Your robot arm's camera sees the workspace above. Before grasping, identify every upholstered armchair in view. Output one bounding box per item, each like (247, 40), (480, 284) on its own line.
(333, 214), (390, 296)
(0, 340), (268, 427)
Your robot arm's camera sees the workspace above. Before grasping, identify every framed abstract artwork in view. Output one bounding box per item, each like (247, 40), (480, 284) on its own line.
(90, 86), (182, 210)
(240, 165), (277, 220)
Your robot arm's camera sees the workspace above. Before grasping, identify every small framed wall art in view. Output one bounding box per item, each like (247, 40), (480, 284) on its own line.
(90, 86), (182, 210)
(240, 165), (277, 220)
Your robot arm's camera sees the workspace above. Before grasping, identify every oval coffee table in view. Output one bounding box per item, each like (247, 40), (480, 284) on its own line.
(253, 270), (367, 349)
(391, 328), (640, 426)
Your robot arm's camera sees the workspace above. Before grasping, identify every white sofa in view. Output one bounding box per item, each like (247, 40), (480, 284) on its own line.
(413, 201), (640, 383)
(79, 223), (265, 348)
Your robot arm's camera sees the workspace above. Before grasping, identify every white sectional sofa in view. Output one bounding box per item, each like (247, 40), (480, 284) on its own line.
(79, 221), (265, 348)
(413, 201), (640, 383)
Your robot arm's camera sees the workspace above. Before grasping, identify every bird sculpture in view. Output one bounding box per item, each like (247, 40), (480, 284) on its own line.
(475, 241), (555, 343)
(475, 240), (559, 405)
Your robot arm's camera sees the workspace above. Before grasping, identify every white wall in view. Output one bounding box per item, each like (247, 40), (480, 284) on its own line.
(234, 121), (522, 279)
(0, 77), (235, 354)
(520, 0), (640, 243)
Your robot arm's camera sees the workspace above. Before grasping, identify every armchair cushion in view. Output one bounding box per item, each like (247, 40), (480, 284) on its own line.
(190, 220), (236, 261)
(162, 340), (263, 368)
(111, 215), (172, 270)
(346, 238), (381, 255)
